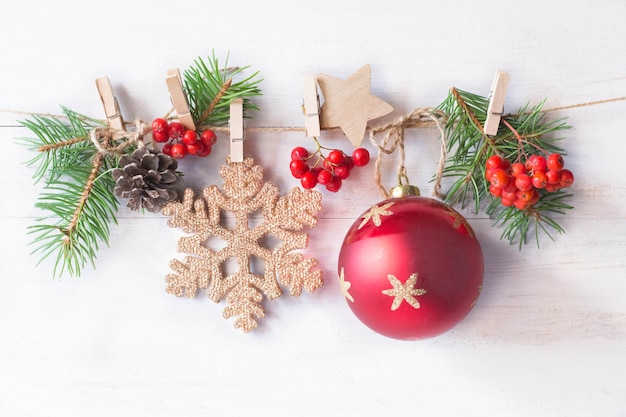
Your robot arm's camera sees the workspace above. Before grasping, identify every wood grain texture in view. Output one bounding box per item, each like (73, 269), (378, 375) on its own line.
(1, 0), (626, 416)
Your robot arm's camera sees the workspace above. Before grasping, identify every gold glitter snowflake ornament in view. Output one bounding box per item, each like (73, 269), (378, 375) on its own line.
(162, 157), (324, 332)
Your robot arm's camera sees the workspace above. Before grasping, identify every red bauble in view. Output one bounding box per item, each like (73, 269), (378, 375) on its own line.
(337, 192), (484, 340)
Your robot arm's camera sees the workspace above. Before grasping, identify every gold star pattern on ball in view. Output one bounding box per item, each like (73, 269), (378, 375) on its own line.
(317, 64), (393, 147)
(162, 157), (324, 332)
(358, 201), (395, 229)
(338, 267), (354, 302)
(381, 273), (427, 311)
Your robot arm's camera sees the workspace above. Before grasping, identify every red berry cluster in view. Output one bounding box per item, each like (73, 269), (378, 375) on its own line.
(151, 118), (217, 159)
(289, 146), (370, 192)
(486, 153), (574, 210)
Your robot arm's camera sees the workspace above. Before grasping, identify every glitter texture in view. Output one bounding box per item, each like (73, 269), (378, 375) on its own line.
(381, 273), (427, 311)
(358, 201), (394, 229)
(162, 157), (323, 332)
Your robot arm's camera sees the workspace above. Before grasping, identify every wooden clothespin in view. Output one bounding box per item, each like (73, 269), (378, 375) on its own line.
(484, 70), (511, 136)
(95, 76), (124, 131)
(303, 75), (321, 137)
(229, 98), (244, 163)
(165, 69), (196, 131)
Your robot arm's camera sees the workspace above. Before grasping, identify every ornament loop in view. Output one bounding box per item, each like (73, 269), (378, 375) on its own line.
(389, 184), (420, 198)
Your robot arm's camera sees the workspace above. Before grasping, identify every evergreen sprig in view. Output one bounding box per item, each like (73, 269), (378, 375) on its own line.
(436, 88), (573, 248)
(183, 52), (262, 127)
(19, 107), (120, 277)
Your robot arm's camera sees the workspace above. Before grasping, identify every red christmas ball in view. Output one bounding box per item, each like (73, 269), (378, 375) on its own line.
(337, 192), (484, 340)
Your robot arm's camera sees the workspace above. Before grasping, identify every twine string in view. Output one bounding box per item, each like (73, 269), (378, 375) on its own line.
(88, 119), (151, 155)
(3, 94), (625, 192)
(369, 108), (447, 199)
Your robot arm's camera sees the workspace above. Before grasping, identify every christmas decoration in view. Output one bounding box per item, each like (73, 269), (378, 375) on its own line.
(338, 188), (483, 340)
(17, 52), (261, 277)
(14, 57), (603, 338)
(337, 107), (483, 340)
(288, 140), (371, 192)
(150, 117), (218, 158)
(162, 157), (323, 332)
(437, 86), (574, 248)
(317, 64), (393, 147)
(112, 147), (184, 212)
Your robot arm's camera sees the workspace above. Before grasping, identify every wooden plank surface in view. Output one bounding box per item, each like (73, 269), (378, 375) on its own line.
(1, 1), (625, 416)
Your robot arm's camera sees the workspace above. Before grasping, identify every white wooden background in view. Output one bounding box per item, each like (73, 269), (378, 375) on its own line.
(1, 1), (625, 416)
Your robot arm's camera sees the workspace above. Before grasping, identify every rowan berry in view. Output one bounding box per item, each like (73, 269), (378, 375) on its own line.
(326, 176), (342, 192)
(152, 131), (170, 143)
(489, 184), (503, 197)
(327, 149), (346, 165)
(168, 122), (185, 139)
(515, 174), (533, 192)
(170, 143), (187, 159)
(532, 171), (547, 189)
(300, 171), (318, 189)
(289, 159), (309, 178)
(547, 153), (564, 172)
(516, 189), (534, 202)
(151, 118), (168, 135)
(559, 169), (574, 187)
(291, 146), (309, 160)
(546, 170), (561, 185)
(528, 155), (547, 172)
(486, 155), (505, 171)
(510, 162), (526, 177)
(182, 129), (199, 145)
(501, 188), (517, 201)
(185, 141), (203, 155)
(317, 169), (333, 185)
(489, 169), (510, 188)
(352, 148), (370, 167)
(197, 142), (212, 157)
(514, 198), (531, 211)
(544, 184), (562, 193)
(334, 165), (351, 180)
(200, 129), (217, 146)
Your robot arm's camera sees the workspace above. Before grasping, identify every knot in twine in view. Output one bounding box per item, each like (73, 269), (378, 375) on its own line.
(369, 107), (447, 199)
(89, 119), (152, 155)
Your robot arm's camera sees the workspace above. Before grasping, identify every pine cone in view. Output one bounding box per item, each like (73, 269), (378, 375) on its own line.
(112, 148), (183, 212)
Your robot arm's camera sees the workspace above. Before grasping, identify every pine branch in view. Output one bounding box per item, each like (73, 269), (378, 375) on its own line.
(19, 108), (120, 277)
(183, 51), (262, 127)
(436, 88), (574, 248)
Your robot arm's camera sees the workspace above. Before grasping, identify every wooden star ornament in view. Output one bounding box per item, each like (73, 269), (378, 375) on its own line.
(317, 64), (393, 147)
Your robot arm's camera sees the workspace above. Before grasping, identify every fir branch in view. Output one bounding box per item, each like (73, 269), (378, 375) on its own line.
(183, 52), (262, 127)
(19, 108), (120, 277)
